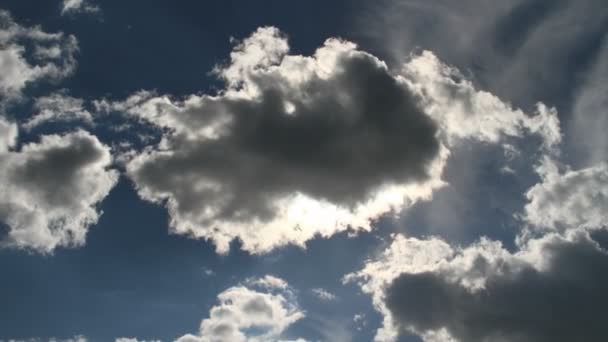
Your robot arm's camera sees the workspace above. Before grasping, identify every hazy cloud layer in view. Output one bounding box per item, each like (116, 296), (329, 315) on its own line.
(0, 124), (118, 253)
(176, 275), (305, 342)
(360, 0), (608, 112)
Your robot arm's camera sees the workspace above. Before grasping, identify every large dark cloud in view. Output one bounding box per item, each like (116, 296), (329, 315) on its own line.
(118, 27), (443, 253)
(133, 51), (438, 217)
(385, 232), (608, 342)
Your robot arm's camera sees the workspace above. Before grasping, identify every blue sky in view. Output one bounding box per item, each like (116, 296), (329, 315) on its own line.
(0, 1), (606, 342)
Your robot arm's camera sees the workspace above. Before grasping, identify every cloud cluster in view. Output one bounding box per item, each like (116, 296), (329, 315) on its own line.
(347, 227), (608, 342)
(176, 275), (305, 342)
(0, 11), (78, 104)
(348, 149), (608, 341)
(0, 122), (118, 253)
(118, 27), (447, 253)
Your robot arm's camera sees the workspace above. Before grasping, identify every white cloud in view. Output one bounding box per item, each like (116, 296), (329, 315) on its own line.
(524, 157), (608, 232)
(176, 276), (305, 342)
(311, 288), (337, 301)
(23, 92), (93, 130)
(60, 0), (100, 16)
(0, 10), (78, 103)
(0, 128), (118, 253)
(401, 50), (561, 150)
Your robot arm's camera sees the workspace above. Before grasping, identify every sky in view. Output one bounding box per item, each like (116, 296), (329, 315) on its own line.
(0, 1), (606, 341)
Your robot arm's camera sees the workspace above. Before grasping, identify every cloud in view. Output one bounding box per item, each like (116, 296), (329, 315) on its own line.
(246, 274), (289, 290)
(400, 50), (561, 149)
(359, 0), (608, 112)
(348, 227), (608, 342)
(0, 10), (78, 104)
(60, 0), (100, 16)
(117, 27), (446, 254)
(524, 158), (608, 232)
(0, 117), (17, 151)
(176, 275), (305, 342)
(23, 92), (93, 130)
(0, 126), (118, 253)
(0, 336), (89, 342)
(106, 25), (560, 255)
(311, 288), (337, 301)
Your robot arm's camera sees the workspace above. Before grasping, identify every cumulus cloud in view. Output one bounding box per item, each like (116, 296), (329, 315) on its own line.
(176, 275), (305, 342)
(117, 27), (446, 253)
(107, 25), (560, 254)
(0, 126), (118, 253)
(524, 158), (608, 232)
(401, 50), (561, 149)
(0, 10), (78, 104)
(347, 228), (608, 342)
(23, 92), (93, 130)
(60, 0), (100, 16)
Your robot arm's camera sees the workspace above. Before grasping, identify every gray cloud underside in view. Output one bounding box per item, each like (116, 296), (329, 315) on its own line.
(386, 231), (608, 342)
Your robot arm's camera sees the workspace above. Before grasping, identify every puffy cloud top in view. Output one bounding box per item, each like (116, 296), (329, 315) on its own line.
(176, 275), (305, 342)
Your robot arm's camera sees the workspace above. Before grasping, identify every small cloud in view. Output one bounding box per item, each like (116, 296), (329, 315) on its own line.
(201, 267), (215, 277)
(60, 0), (100, 16)
(311, 288), (337, 302)
(353, 313), (367, 331)
(175, 275), (305, 342)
